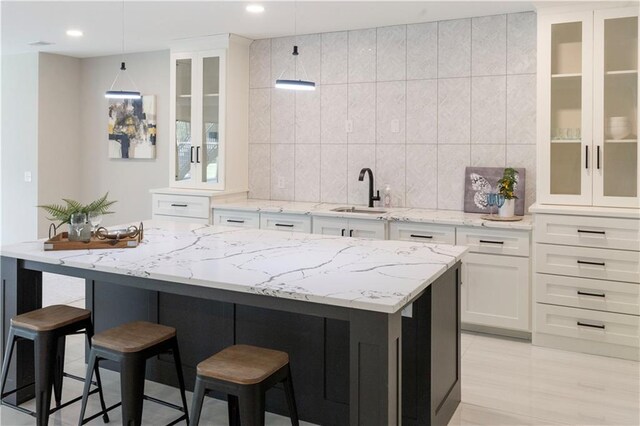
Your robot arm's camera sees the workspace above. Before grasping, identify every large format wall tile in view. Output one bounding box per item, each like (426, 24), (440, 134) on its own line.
(407, 22), (438, 80)
(508, 12), (537, 75)
(406, 145), (438, 208)
(471, 76), (506, 144)
(271, 36), (296, 83)
(321, 84), (348, 143)
(376, 144), (406, 206)
(438, 78), (470, 144)
(438, 19), (471, 78)
(348, 83), (376, 144)
(507, 144), (537, 209)
(406, 79), (437, 144)
(348, 29), (377, 83)
(320, 145), (348, 203)
(294, 144), (321, 202)
(507, 74), (536, 144)
(248, 144), (270, 199)
(472, 15), (507, 76)
(438, 145), (470, 210)
(250, 39), (271, 89)
(249, 88), (270, 144)
(471, 144), (506, 168)
(321, 31), (348, 84)
(377, 25), (406, 82)
(296, 89), (321, 144)
(347, 144), (376, 205)
(270, 144), (294, 200)
(376, 81), (406, 144)
(296, 34), (322, 85)
(271, 88), (294, 143)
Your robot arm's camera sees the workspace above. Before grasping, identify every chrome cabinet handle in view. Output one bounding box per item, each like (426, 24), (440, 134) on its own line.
(577, 290), (605, 298)
(577, 260), (605, 267)
(577, 321), (605, 330)
(410, 234), (433, 239)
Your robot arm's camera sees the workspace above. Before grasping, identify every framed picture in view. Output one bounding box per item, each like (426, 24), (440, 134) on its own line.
(464, 167), (526, 215)
(108, 95), (156, 159)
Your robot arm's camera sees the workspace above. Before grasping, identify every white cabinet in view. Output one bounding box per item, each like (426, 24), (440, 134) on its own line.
(151, 194), (210, 223)
(260, 213), (312, 233)
(537, 7), (639, 207)
(169, 35), (250, 192)
(462, 253), (530, 332)
(388, 222), (455, 244)
(312, 216), (386, 240)
(213, 209), (260, 228)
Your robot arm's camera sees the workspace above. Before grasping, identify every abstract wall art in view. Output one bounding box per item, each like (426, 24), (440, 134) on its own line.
(108, 95), (156, 159)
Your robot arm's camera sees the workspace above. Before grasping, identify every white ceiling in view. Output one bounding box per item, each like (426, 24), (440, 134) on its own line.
(2, 1), (538, 58)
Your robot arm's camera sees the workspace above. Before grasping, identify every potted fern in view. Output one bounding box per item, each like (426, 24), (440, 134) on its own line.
(497, 168), (518, 218)
(39, 193), (116, 241)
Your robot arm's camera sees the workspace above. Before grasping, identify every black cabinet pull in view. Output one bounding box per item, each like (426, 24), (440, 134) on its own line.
(275, 223), (294, 228)
(410, 234), (433, 239)
(196, 146), (201, 163)
(341, 229), (345, 236)
(226, 219), (245, 224)
(190, 146), (195, 163)
(596, 145), (601, 169)
(479, 240), (504, 245)
(577, 260), (606, 267)
(577, 229), (606, 235)
(577, 290), (606, 298)
(349, 229), (354, 237)
(585, 145), (589, 169)
(170, 203), (188, 207)
(577, 321), (605, 330)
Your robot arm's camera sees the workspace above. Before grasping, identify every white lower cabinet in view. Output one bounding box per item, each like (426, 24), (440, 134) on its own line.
(388, 222), (455, 244)
(213, 209), (260, 228)
(312, 216), (386, 240)
(260, 213), (311, 233)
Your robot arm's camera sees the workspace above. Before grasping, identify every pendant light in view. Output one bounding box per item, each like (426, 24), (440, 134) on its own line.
(275, 0), (316, 91)
(105, 0), (141, 99)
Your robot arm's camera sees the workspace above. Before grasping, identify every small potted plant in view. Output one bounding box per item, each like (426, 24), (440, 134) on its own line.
(497, 168), (518, 218)
(39, 193), (116, 241)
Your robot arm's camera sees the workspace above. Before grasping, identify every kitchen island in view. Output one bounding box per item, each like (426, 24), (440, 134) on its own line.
(1, 220), (467, 425)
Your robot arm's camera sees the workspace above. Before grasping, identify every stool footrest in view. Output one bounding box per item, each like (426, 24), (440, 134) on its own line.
(81, 401), (122, 425)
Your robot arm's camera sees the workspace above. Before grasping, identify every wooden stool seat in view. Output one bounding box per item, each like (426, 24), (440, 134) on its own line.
(10, 305), (91, 332)
(92, 320), (176, 353)
(197, 344), (289, 385)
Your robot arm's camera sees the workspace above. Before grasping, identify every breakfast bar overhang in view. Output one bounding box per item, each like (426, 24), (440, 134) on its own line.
(1, 221), (467, 425)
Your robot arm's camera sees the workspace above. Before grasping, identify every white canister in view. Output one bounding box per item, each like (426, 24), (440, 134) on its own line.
(499, 199), (515, 218)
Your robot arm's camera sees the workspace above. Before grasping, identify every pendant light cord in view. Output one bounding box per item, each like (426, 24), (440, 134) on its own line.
(108, 0), (139, 92)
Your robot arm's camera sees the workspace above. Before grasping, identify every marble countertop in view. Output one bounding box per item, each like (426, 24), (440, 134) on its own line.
(1, 221), (468, 314)
(215, 200), (534, 230)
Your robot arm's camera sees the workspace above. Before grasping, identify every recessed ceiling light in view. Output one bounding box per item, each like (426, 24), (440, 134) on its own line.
(66, 29), (83, 37)
(246, 4), (264, 13)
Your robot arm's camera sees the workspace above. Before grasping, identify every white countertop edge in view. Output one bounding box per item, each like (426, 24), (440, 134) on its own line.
(529, 203), (640, 219)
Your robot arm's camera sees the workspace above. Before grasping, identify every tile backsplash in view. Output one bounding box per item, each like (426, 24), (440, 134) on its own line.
(248, 11), (537, 211)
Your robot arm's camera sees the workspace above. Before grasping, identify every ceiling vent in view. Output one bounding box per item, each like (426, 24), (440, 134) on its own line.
(28, 41), (54, 46)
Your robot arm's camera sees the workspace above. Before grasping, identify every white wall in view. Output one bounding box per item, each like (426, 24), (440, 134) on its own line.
(248, 12), (537, 210)
(37, 53), (82, 237)
(1, 53), (39, 244)
(79, 50), (169, 226)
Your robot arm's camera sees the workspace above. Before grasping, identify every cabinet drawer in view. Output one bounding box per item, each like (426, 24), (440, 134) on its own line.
(389, 222), (455, 244)
(152, 194), (210, 219)
(536, 244), (640, 283)
(535, 274), (640, 316)
(457, 227), (530, 257)
(535, 214), (640, 251)
(213, 210), (260, 229)
(260, 213), (312, 233)
(535, 303), (640, 348)
(348, 219), (387, 240)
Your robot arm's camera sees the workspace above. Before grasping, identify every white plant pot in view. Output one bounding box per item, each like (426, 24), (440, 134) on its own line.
(499, 199), (515, 218)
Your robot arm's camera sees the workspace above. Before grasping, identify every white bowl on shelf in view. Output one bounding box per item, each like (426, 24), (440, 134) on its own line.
(607, 125), (631, 140)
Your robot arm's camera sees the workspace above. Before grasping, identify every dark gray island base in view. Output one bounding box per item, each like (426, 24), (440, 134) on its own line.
(2, 235), (461, 425)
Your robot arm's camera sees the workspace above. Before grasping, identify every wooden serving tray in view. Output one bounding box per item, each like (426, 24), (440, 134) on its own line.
(44, 232), (140, 251)
(481, 215), (523, 222)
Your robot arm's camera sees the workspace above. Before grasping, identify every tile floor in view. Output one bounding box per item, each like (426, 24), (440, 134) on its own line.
(1, 274), (639, 425)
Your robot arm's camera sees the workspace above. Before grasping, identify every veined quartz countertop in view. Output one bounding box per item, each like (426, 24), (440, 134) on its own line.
(215, 200), (534, 231)
(1, 221), (467, 314)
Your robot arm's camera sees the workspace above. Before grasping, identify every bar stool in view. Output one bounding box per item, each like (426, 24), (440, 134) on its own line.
(78, 320), (189, 426)
(0, 305), (109, 426)
(190, 344), (299, 426)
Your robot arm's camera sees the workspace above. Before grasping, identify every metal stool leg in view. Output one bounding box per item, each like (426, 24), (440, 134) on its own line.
(34, 332), (57, 426)
(239, 386), (265, 426)
(77, 348), (98, 426)
(119, 356), (146, 426)
(53, 335), (66, 407)
(0, 327), (17, 401)
(190, 378), (206, 426)
(85, 322), (110, 423)
(227, 394), (240, 426)
(283, 366), (299, 426)
(170, 339), (189, 424)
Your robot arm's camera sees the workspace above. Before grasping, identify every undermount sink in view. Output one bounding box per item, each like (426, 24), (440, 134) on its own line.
(331, 206), (387, 214)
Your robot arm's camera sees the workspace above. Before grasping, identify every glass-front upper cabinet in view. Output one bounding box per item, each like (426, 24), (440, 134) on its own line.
(539, 11), (594, 206)
(593, 8), (639, 207)
(170, 49), (227, 190)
